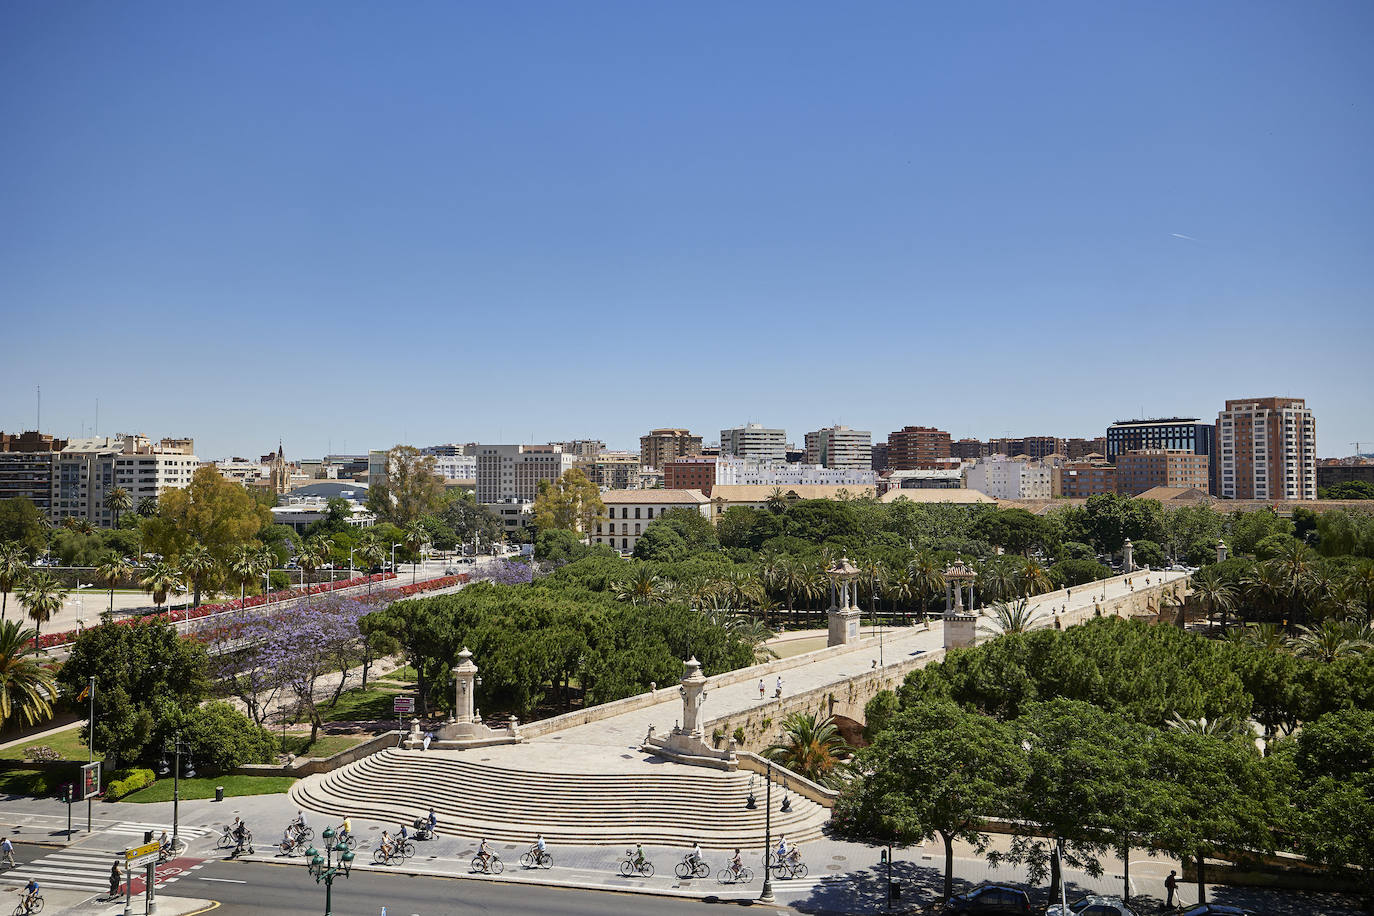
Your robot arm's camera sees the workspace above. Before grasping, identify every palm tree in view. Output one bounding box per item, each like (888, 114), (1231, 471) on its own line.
(859, 557), (885, 618)
(1225, 622), (1288, 653)
(0, 620), (56, 727)
(1189, 570), (1236, 632)
(73, 518), (96, 536)
(401, 522), (429, 585)
(729, 615), (778, 664)
(1290, 620), (1371, 662)
(228, 544), (266, 608)
(355, 536), (386, 591)
(139, 561), (183, 613)
(0, 543), (28, 623)
(1015, 557), (1052, 599)
(94, 552), (134, 620)
(297, 536), (332, 600)
(1345, 561), (1374, 624)
(908, 551), (945, 623)
(137, 496), (158, 517)
(763, 711), (850, 788)
(255, 544), (280, 596)
(980, 597), (1045, 637)
(976, 559), (1016, 606)
(1165, 712), (1247, 740)
(16, 571), (67, 643)
(177, 543), (218, 610)
(103, 487), (133, 527)
(615, 566), (666, 606)
(764, 487), (789, 514)
(886, 563), (914, 619)
(1243, 562), (1285, 625)
(1273, 541), (1316, 629)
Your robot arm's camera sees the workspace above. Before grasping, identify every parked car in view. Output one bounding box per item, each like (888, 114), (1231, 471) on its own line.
(1168, 906), (1259, 916)
(941, 883), (1032, 914)
(1046, 895), (1140, 916)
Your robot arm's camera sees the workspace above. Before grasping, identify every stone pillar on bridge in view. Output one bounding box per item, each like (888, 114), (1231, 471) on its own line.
(942, 561), (979, 650)
(679, 656), (708, 739)
(1123, 538), (1135, 573)
(1217, 539), (1228, 564)
(826, 557), (863, 648)
(452, 647), (480, 726)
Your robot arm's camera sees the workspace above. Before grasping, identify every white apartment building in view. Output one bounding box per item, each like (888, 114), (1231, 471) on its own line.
(1216, 397), (1317, 500)
(715, 457), (877, 488)
(52, 435), (198, 527)
(720, 424), (787, 461)
(432, 454), (478, 482)
(593, 489), (711, 554)
(475, 444), (577, 505)
(965, 456), (1053, 500)
(804, 426), (873, 470)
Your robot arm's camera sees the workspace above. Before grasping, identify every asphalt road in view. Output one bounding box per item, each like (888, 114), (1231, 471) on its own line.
(185, 857), (803, 915)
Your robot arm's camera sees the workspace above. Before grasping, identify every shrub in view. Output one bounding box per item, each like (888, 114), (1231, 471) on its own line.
(106, 768), (155, 800)
(21, 745), (62, 763)
(733, 726), (747, 746)
(179, 701), (278, 772)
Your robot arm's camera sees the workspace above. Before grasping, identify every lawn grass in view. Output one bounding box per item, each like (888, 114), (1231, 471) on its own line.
(320, 685), (407, 723)
(0, 768), (65, 797)
(379, 665), (417, 683)
(123, 775), (297, 803)
(279, 734), (368, 759)
(1, 728), (91, 762)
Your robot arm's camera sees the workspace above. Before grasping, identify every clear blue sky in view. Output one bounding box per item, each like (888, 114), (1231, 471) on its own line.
(2, 2), (1371, 459)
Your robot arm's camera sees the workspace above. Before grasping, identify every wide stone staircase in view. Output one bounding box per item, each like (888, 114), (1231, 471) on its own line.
(291, 747), (831, 848)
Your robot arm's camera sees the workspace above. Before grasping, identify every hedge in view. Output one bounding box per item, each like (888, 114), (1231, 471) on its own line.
(105, 768), (156, 800)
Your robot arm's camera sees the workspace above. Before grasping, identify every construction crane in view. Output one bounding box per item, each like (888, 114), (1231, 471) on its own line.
(1353, 441), (1374, 457)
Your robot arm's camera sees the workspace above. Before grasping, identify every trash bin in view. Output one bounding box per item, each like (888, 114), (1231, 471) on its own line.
(889, 881), (901, 901)
(214, 786), (224, 802)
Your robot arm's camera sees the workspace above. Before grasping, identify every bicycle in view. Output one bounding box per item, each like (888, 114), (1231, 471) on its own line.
(229, 830), (254, 858)
(157, 837), (187, 863)
(717, 863), (753, 884)
(618, 850), (654, 878)
(279, 835), (305, 857)
(215, 826), (235, 850)
(674, 855), (709, 880)
(336, 828), (357, 851)
(519, 848), (552, 869)
(471, 853), (504, 875)
(12, 895), (43, 916)
(289, 824), (314, 845)
(769, 855), (807, 879)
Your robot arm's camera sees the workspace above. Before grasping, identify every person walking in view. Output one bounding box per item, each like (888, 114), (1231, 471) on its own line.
(109, 861), (121, 898)
(774, 675), (783, 699)
(1165, 869), (1178, 908)
(758, 679), (765, 699)
(422, 731), (432, 751)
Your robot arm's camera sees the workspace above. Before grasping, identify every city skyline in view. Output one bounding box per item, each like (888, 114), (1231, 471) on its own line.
(3, 3), (1371, 459)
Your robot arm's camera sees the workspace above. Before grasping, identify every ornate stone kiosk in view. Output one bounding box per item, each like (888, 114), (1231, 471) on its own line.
(826, 556), (864, 648)
(942, 560), (978, 649)
(404, 647), (523, 750)
(641, 657), (738, 771)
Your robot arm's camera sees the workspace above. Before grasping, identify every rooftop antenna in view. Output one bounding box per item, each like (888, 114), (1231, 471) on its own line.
(35, 385), (40, 432)
(94, 398), (99, 437)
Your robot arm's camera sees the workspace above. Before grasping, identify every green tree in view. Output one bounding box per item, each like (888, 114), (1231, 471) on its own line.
(139, 561), (183, 611)
(437, 493), (504, 552)
(140, 466), (271, 560)
(366, 445), (445, 525)
(763, 711), (850, 787)
(532, 469), (605, 534)
(1318, 480), (1374, 500)
(401, 522), (428, 584)
(177, 542), (219, 609)
(94, 552), (134, 620)
(0, 620), (55, 728)
(58, 619), (209, 766)
(834, 699), (1029, 901)
(16, 571), (66, 642)
(1190, 568), (1237, 631)
(227, 543), (266, 607)
(158, 699), (277, 772)
(980, 598), (1044, 637)
(0, 499), (49, 555)
(103, 487), (134, 527)
(0, 542), (29, 622)
(296, 535), (332, 598)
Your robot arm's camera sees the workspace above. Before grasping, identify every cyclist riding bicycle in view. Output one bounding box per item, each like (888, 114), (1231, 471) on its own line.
(632, 843), (647, 870)
(293, 811), (308, 832)
(340, 816), (353, 844)
(478, 838), (493, 868)
(688, 841), (703, 869)
(379, 830), (394, 862)
(21, 878), (39, 909)
(158, 830), (171, 857)
(775, 835), (788, 863)
(398, 823), (408, 844)
(730, 848), (743, 873)
(786, 843), (801, 866)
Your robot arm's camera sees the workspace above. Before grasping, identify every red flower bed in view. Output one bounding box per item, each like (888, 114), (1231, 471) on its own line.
(33, 572), (406, 649)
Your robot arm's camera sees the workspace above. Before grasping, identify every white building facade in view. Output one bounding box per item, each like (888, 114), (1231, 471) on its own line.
(52, 435), (198, 527)
(965, 457), (1053, 500)
(714, 457), (876, 489)
(803, 426), (873, 470)
(593, 489), (711, 554)
(475, 444), (577, 504)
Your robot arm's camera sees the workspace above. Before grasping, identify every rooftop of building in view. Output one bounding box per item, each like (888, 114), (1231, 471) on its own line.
(709, 484), (877, 502)
(1109, 417), (1204, 426)
(879, 488), (997, 505)
(599, 488), (710, 504)
(284, 481), (370, 501)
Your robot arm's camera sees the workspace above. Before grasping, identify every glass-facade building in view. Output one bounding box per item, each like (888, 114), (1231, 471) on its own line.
(1105, 418), (1216, 494)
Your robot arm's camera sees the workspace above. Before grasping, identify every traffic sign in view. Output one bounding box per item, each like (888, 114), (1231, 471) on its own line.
(393, 696), (414, 714)
(80, 762), (101, 800)
(125, 840), (160, 869)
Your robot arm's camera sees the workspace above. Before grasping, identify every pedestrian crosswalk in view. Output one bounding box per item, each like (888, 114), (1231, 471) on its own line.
(2, 847), (119, 892)
(104, 821), (217, 842)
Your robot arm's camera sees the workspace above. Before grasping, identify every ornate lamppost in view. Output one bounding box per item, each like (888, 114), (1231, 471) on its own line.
(305, 826), (355, 915)
(156, 734), (195, 855)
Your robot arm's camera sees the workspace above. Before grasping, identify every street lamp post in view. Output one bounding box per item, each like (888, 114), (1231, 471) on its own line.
(348, 548), (355, 580)
(263, 570), (271, 610)
(758, 760), (775, 903)
(157, 734), (195, 853)
(391, 544), (400, 579)
(305, 826), (354, 916)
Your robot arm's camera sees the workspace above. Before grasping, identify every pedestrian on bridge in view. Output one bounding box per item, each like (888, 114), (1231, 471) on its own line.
(109, 861), (121, 898)
(758, 679), (765, 699)
(775, 676), (783, 699)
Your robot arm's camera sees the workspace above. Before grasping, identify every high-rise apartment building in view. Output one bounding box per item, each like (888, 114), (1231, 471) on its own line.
(953, 439), (987, 460)
(1057, 460), (1117, 499)
(475, 444), (577, 504)
(965, 457), (1053, 500)
(49, 435), (198, 527)
(639, 429), (703, 469)
(720, 424), (787, 462)
(1216, 397), (1317, 500)
(1064, 437), (1109, 459)
(803, 426), (872, 470)
(663, 456), (717, 495)
(870, 443), (889, 471)
(552, 440), (606, 460)
(1115, 449), (1211, 496)
(885, 426), (952, 469)
(987, 436), (1063, 461)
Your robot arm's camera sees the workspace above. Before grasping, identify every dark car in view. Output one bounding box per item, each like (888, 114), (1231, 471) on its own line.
(942, 883), (1033, 914)
(1172, 906), (1258, 916)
